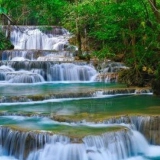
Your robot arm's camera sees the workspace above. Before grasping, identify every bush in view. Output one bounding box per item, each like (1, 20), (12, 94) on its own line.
(118, 67), (154, 87)
(0, 31), (13, 50)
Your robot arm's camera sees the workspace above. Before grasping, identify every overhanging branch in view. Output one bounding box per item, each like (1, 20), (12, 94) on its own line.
(2, 13), (14, 24)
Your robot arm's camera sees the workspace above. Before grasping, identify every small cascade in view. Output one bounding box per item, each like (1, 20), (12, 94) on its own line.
(95, 73), (118, 83)
(2, 50), (72, 61)
(104, 115), (160, 145)
(5, 26), (69, 50)
(26, 129), (151, 160)
(83, 130), (149, 160)
(48, 63), (97, 81)
(37, 54), (74, 61)
(2, 50), (29, 61)
(0, 65), (44, 83)
(5, 71), (45, 83)
(27, 143), (87, 160)
(0, 115), (160, 160)
(0, 126), (69, 160)
(131, 116), (160, 145)
(101, 62), (128, 73)
(0, 62), (97, 83)
(0, 65), (14, 81)
(11, 57), (30, 61)
(95, 62), (128, 82)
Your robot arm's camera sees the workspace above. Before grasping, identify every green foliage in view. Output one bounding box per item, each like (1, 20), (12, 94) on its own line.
(0, 7), (7, 14)
(0, 0), (7, 18)
(63, 0), (160, 87)
(0, 29), (13, 50)
(2, 0), (67, 25)
(92, 46), (115, 59)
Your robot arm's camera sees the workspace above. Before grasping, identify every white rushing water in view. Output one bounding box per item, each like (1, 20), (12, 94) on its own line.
(9, 26), (69, 50)
(0, 121), (160, 160)
(1, 26), (131, 83)
(0, 63), (97, 83)
(1, 26), (130, 83)
(25, 130), (160, 160)
(0, 146), (18, 160)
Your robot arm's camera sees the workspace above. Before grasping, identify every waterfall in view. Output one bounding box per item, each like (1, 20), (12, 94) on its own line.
(2, 50), (71, 61)
(0, 127), (69, 160)
(0, 117), (160, 160)
(1, 26), (129, 83)
(0, 65), (14, 81)
(95, 62), (129, 82)
(0, 62), (97, 83)
(1, 25), (159, 160)
(8, 26), (69, 50)
(5, 71), (45, 83)
(48, 63), (97, 81)
(26, 129), (151, 160)
(0, 65), (45, 83)
(27, 143), (87, 160)
(104, 115), (160, 145)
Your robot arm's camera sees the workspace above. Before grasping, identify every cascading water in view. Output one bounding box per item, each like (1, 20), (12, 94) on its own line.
(95, 62), (128, 82)
(0, 26), (99, 83)
(0, 126), (70, 160)
(2, 50), (72, 61)
(8, 26), (69, 50)
(1, 25), (160, 160)
(1, 26), (128, 83)
(0, 62), (97, 83)
(48, 63), (97, 81)
(1, 124), (160, 160)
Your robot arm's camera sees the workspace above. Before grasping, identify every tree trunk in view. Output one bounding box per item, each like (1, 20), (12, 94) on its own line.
(148, 0), (160, 22)
(7, 19), (11, 40)
(77, 30), (82, 55)
(75, 0), (82, 55)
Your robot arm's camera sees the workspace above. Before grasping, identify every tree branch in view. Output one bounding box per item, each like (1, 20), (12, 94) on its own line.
(2, 13), (14, 24)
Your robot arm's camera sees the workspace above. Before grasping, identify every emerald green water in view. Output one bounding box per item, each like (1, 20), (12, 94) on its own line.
(0, 82), (159, 137)
(0, 115), (124, 137)
(0, 93), (159, 137)
(0, 95), (160, 117)
(0, 82), (125, 96)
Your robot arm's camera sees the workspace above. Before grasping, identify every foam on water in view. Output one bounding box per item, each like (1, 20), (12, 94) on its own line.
(11, 57), (29, 61)
(0, 156), (18, 160)
(0, 146), (17, 160)
(0, 95), (127, 106)
(145, 145), (160, 158)
(125, 156), (146, 160)
(0, 91), (153, 106)
(10, 27), (70, 50)
(2, 115), (27, 121)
